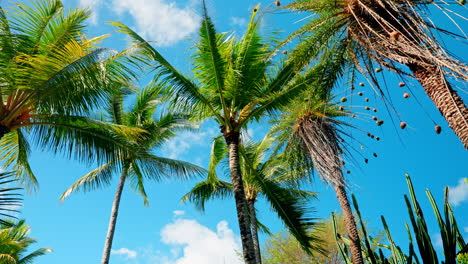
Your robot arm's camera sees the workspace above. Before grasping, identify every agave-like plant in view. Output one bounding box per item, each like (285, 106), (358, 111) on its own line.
(334, 174), (467, 264)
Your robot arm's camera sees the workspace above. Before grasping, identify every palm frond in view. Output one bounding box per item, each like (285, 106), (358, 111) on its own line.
(60, 161), (118, 200)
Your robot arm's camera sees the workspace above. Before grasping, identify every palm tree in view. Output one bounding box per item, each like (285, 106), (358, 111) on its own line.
(0, 0), (143, 188)
(111, 3), (308, 263)
(270, 66), (364, 264)
(60, 84), (205, 264)
(284, 0), (468, 148)
(0, 220), (51, 264)
(182, 136), (322, 264)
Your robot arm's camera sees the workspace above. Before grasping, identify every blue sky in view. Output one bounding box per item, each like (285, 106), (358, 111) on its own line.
(9, 0), (468, 263)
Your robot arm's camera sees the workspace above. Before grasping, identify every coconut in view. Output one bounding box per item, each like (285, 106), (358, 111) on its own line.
(373, 153), (378, 157)
(365, 106), (370, 110)
(347, 170), (351, 174)
(365, 98), (369, 102)
(367, 132), (372, 137)
(281, 50), (288, 54)
(400, 122), (407, 129)
(435, 125), (442, 134)
(459, 0), (466, 5)
(372, 116), (377, 120)
(403, 93), (410, 98)
(253, 7), (258, 12)
(364, 158), (369, 163)
(350, 85), (355, 90)
(351, 115), (356, 118)
(341, 97), (347, 103)
(359, 82), (364, 86)
(275, 0), (281, 6)
(375, 68), (382, 73)
(376, 120), (384, 126)
(358, 92), (363, 96)
(376, 136), (380, 141)
(339, 106), (344, 111)
(399, 82), (405, 87)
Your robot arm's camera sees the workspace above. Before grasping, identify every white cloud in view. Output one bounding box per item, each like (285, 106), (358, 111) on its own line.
(448, 178), (468, 206)
(111, 0), (200, 46)
(78, 0), (102, 24)
(111, 248), (137, 259)
(173, 210), (185, 216)
(160, 219), (243, 264)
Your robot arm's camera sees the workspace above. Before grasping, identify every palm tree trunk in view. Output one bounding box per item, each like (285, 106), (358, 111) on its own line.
(101, 166), (128, 264)
(247, 199), (262, 264)
(225, 133), (257, 264)
(297, 119), (363, 264)
(408, 63), (468, 149)
(333, 183), (363, 264)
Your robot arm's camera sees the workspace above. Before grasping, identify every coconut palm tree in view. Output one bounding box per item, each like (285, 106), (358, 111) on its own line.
(284, 0), (468, 148)
(182, 136), (322, 263)
(0, 0), (143, 188)
(60, 84), (205, 264)
(0, 220), (51, 264)
(111, 3), (308, 263)
(270, 57), (364, 263)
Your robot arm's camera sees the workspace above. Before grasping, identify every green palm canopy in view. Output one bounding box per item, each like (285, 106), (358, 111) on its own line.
(60, 82), (205, 264)
(0, 0), (147, 188)
(283, 0), (468, 148)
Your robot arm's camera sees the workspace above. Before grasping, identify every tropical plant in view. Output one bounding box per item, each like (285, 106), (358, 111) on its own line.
(270, 58), (365, 263)
(0, 0), (143, 188)
(334, 174), (467, 264)
(284, 0), (468, 148)
(182, 136), (321, 263)
(60, 84), (205, 264)
(0, 220), (51, 264)
(111, 2), (309, 263)
(262, 214), (381, 264)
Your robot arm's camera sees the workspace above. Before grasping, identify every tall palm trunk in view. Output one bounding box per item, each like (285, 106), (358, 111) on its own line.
(101, 166), (129, 264)
(247, 198), (262, 264)
(333, 183), (363, 264)
(408, 64), (468, 148)
(225, 132), (257, 264)
(297, 118), (364, 264)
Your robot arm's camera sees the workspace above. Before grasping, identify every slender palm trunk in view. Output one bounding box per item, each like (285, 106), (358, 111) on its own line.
(408, 64), (468, 149)
(298, 119), (364, 264)
(101, 167), (128, 264)
(225, 133), (257, 264)
(333, 183), (363, 264)
(247, 199), (262, 264)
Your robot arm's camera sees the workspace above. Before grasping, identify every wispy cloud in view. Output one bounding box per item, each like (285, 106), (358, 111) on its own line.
(230, 17), (247, 28)
(78, 0), (102, 24)
(160, 126), (218, 162)
(173, 210), (185, 216)
(111, 248), (137, 259)
(448, 178), (468, 206)
(111, 0), (200, 46)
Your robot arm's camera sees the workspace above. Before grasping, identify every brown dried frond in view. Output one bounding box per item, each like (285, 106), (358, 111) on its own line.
(296, 118), (346, 187)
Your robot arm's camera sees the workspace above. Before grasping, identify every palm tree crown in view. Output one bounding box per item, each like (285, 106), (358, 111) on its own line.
(60, 83), (205, 264)
(284, 0), (468, 148)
